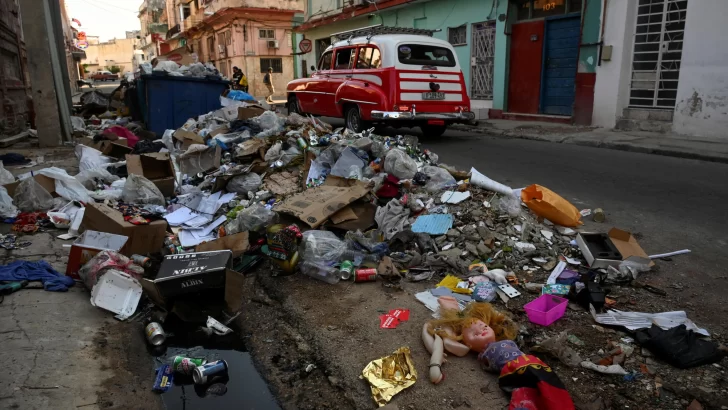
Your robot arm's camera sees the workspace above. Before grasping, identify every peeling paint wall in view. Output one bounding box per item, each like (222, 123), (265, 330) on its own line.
(672, 0), (728, 139)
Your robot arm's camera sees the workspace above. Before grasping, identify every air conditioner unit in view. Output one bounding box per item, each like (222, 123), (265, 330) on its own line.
(267, 40), (279, 49)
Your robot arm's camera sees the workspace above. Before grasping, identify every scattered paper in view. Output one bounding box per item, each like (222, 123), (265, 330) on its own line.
(541, 230), (554, 240)
(415, 291), (440, 312)
(556, 226), (576, 236)
(440, 191), (471, 204)
(580, 209), (592, 217)
(178, 229), (215, 247)
(546, 261), (567, 285)
(590, 305), (709, 336)
(411, 214), (454, 235)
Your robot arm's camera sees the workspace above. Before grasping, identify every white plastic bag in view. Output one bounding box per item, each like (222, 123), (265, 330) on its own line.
(75, 144), (112, 172)
(0, 187), (18, 218)
(330, 148), (366, 179)
(75, 168), (120, 190)
(13, 177), (54, 212)
(121, 174), (165, 205)
(422, 166), (456, 192)
(0, 162), (15, 185)
(384, 149), (417, 180)
(37, 167), (94, 203)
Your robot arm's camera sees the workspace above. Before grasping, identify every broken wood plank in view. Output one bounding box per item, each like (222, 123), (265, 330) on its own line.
(0, 131), (30, 147)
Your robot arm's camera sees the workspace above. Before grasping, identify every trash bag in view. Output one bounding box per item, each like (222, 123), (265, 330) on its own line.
(75, 168), (120, 190)
(225, 204), (276, 235)
(375, 199), (411, 240)
(70, 116), (86, 132)
(252, 111), (285, 131)
(226, 173), (262, 194)
(422, 166), (456, 192)
(286, 113), (308, 126)
(635, 324), (724, 369)
(0, 162), (15, 185)
(75, 144), (112, 172)
(121, 174), (165, 205)
(0, 186), (18, 218)
(521, 184), (583, 227)
(13, 177), (54, 212)
(384, 149), (417, 180)
(330, 147), (366, 179)
(300, 230), (346, 264)
(154, 61), (180, 72)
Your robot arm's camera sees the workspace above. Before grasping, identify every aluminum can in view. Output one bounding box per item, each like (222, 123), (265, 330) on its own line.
(172, 356), (207, 375)
(354, 268), (377, 282)
(193, 360), (229, 384)
(145, 322), (166, 346)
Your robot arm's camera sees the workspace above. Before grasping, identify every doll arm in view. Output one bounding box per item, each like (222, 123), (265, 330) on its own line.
(429, 334), (445, 384)
(422, 323), (471, 357)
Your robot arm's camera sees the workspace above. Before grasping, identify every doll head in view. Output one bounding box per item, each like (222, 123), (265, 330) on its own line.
(462, 319), (496, 352)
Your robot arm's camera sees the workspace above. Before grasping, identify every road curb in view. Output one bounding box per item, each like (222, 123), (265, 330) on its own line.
(452, 124), (728, 164)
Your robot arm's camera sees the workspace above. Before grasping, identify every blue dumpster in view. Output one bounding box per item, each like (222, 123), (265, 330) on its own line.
(140, 74), (230, 135)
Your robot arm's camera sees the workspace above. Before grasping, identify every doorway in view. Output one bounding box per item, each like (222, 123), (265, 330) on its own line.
(540, 15), (581, 116)
(470, 21), (496, 100)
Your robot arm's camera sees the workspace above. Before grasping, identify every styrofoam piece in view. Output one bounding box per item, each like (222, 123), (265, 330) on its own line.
(90, 269), (142, 320)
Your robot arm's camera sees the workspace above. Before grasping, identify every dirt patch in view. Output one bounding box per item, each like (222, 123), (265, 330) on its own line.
(92, 320), (162, 410)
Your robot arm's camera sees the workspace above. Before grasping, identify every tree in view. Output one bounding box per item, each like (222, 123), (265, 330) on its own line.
(107, 65), (122, 74)
(82, 63), (90, 73)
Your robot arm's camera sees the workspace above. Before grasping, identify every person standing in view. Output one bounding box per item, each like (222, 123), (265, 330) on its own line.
(264, 67), (275, 103)
(232, 67), (242, 90)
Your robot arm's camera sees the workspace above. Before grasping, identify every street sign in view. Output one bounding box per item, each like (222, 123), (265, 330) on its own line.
(299, 38), (312, 53)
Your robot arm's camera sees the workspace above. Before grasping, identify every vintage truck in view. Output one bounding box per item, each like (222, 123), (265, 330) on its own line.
(286, 27), (475, 137)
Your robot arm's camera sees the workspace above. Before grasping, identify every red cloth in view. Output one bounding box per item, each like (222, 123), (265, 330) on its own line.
(499, 355), (575, 410)
(106, 126), (139, 148)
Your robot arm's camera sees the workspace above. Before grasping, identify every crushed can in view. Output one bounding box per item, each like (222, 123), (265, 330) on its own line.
(193, 360), (229, 385)
(145, 322), (166, 346)
(173, 356), (207, 375)
(354, 268), (377, 283)
(339, 260), (354, 280)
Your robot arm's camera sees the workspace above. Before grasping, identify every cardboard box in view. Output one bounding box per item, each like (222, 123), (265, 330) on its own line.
(238, 105), (266, 120)
(275, 184), (370, 228)
(147, 250), (233, 298)
(4, 175), (57, 197)
(179, 145), (222, 176)
(81, 203), (167, 256)
(78, 136), (131, 159)
(195, 231), (249, 258)
(576, 228), (653, 269)
(174, 128), (205, 149)
(126, 153), (176, 197)
(66, 230), (129, 278)
(140, 267), (245, 317)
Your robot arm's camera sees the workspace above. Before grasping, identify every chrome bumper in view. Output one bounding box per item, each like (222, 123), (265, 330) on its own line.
(370, 110), (476, 121)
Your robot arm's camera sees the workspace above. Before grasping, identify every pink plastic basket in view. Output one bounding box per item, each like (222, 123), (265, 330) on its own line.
(524, 295), (568, 326)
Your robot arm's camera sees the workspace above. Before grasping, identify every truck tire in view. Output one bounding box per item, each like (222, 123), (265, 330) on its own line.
(288, 95), (302, 115)
(345, 105), (368, 133)
(420, 124), (448, 138)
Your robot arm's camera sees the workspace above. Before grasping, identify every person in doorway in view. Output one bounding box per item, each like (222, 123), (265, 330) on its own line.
(264, 67), (275, 103)
(232, 66), (243, 89)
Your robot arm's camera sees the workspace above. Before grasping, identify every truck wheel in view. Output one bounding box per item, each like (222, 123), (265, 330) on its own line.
(420, 124), (448, 138)
(345, 105), (367, 132)
(288, 95), (302, 115)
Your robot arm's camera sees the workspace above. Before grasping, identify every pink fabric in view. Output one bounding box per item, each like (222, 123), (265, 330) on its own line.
(106, 126), (140, 148)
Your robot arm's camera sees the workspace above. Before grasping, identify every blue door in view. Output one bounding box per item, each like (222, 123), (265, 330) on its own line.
(540, 15), (581, 116)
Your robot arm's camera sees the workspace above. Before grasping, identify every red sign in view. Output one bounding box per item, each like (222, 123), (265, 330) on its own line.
(299, 38), (312, 53)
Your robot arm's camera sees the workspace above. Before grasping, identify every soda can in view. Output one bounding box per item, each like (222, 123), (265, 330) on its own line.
(145, 322), (166, 346)
(354, 268), (377, 283)
(131, 254), (151, 268)
(339, 260), (354, 281)
(296, 136), (308, 150)
(593, 208), (606, 223)
(173, 356), (207, 375)
(193, 360), (229, 385)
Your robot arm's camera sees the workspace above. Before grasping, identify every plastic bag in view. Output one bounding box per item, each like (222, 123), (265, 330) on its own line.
(421, 166), (456, 192)
(225, 204), (276, 235)
(121, 174), (165, 205)
(0, 186), (18, 218)
(75, 168), (120, 190)
(286, 113), (308, 126)
(37, 167), (94, 203)
(77, 250), (144, 290)
(495, 194), (521, 217)
(521, 184), (583, 227)
(299, 230), (346, 264)
(13, 177), (54, 212)
(70, 116), (86, 132)
(330, 148), (366, 179)
(75, 144), (112, 172)
(153, 60), (180, 72)
(252, 111), (285, 131)
(384, 149), (417, 180)
(226, 173), (262, 194)
(0, 162), (15, 185)
(470, 167), (514, 196)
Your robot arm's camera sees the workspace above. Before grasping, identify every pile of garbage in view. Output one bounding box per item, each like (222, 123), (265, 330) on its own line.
(0, 98), (722, 408)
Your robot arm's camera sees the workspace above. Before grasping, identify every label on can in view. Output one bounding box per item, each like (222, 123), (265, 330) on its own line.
(193, 360), (229, 385)
(354, 268), (377, 282)
(173, 356), (207, 375)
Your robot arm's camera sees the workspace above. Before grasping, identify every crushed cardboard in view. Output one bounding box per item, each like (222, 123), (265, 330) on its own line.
(264, 171), (301, 196)
(275, 184), (370, 228)
(81, 203), (167, 256)
(126, 153), (176, 197)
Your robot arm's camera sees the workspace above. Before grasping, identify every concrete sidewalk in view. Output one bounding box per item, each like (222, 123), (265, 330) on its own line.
(454, 120), (728, 164)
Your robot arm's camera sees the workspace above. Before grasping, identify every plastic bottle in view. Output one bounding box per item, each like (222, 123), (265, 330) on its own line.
(299, 261), (341, 284)
(339, 250), (380, 265)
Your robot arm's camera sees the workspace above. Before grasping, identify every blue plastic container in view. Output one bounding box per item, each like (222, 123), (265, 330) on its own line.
(140, 74), (230, 135)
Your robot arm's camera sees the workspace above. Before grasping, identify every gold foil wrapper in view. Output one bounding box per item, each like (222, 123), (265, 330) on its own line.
(362, 346), (418, 407)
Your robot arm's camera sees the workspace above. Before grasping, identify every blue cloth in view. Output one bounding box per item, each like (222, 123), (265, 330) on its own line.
(0, 260), (75, 291)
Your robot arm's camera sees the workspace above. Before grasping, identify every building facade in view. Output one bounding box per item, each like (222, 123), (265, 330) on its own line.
(592, 0), (728, 139)
(158, 0), (303, 98)
(138, 0), (168, 64)
(82, 38), (139, 75)
(0, 0), (30, 135)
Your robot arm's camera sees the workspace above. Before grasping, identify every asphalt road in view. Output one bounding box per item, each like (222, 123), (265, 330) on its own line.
(324, 118), (728, 331)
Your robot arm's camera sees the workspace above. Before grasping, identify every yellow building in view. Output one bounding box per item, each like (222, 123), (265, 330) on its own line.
(82, 38), (139, 76)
